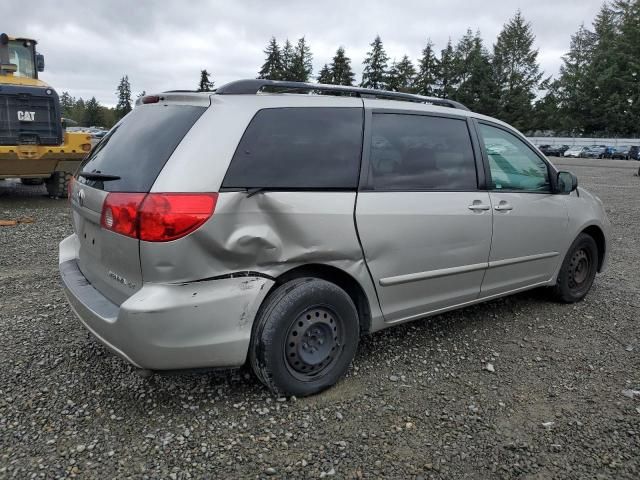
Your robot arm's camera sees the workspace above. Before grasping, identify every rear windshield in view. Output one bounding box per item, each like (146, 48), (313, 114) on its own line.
(77, 104), (206, 192)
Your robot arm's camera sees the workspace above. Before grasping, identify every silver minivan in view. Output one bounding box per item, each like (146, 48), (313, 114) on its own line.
(59, 80), (610, 396)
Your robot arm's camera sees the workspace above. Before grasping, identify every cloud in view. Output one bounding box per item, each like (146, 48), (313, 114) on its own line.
(4, 0), (602, 106)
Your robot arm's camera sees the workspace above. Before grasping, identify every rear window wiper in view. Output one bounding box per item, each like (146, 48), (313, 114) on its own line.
(78, 171), (121, 181)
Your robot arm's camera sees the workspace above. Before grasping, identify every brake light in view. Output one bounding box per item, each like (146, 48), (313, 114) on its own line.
(100, 193), (146, 238)
(141, 95), (160, 104)
(100, 193), (217, 242)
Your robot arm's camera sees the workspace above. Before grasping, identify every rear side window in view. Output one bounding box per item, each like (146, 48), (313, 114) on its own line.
(222, 107), (363, 189)
(78, 105), (206, 192)
(368, 114), (477, 190)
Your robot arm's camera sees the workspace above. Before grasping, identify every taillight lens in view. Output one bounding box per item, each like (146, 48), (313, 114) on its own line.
(100, 192), (217, 242)
(100, 193), (146, 238)
(139, 193), (218, 241)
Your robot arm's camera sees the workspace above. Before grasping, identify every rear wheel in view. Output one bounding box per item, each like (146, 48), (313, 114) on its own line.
(45, 171), (72, 198)
(20, 178), (44, 186)
(250, 278), (359, 397)
(552, 233), (599, 303)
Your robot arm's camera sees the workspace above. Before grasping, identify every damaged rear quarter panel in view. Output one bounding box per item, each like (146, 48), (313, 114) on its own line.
(139, 191), (384, 328)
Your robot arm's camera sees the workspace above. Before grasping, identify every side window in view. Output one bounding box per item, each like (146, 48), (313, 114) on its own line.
(478, 123), (550, 192)
(222, 107), (362, 189)
(369, 114), (477, 190)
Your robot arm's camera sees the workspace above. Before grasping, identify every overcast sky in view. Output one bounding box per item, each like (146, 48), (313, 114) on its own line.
(5, 0), (602, 106)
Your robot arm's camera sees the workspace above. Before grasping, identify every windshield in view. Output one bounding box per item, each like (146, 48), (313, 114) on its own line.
(0, 40), (36, 78)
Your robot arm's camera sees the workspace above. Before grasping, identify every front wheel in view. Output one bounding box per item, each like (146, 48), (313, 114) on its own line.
(552, 233), (599, 303)
(250, 278), (359, 397)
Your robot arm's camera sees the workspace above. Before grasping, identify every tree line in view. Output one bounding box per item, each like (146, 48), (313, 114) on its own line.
(60, 0), (639, 136)
(254, 1), (639, 136)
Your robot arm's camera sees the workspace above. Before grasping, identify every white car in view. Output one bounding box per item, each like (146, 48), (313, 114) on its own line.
(564, 146), (590, 158)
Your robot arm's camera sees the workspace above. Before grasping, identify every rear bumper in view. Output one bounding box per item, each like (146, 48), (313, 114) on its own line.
(59, 234), (274, 370)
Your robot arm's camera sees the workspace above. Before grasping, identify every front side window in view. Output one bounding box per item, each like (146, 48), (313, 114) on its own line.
(479, 123), (550, 192)
(7, 40), (35, 78)
(222, 107), (363, 189)
(368, 113), (477, 190)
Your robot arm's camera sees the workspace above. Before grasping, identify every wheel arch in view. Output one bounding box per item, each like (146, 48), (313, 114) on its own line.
(580, 225), (606, 272)
(268, 264), (373, 335)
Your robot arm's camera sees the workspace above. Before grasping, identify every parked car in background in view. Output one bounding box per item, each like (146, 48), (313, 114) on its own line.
(603, 146), (616, 158)
(628, 146), (640, 161)
(564, 146), (590, 158)
(585, 146), (607, 159)
(611, 146), (631, 160)
(59, 79), (611, 397)
(538, 144), (569, 157)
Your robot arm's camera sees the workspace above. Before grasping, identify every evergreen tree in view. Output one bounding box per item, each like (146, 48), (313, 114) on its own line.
(453, 31), (498, 115)
(556, 24), (597, 134)
(281, 39), (295, 80)
(532, 78), (562, 133)
(414, 40), (439, 96)
(317, 64), (333, 84)
(72, 98), (85, 125)
(330, 47), (355, 86)
(84, 97), (103, 126)
(361, 35), (389, 89)
(387, 55), (415, 92)
(492, 11), (543, 131)
(197, 69), (214, 92)
(436, 40), (458, 99)
(614, 0), (640, 135)
(59, 91), (76, 118)
(115, 75), (132, 119)
(258, 37), (284, 80)
(289, 37), (313, 82)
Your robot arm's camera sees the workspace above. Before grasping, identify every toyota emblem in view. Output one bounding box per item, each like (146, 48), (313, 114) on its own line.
(77, 189), (85, 206)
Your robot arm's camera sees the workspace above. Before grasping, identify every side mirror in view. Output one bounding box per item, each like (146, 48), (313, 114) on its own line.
(557, 171), (578, 194)
(36, 53), (45, 72)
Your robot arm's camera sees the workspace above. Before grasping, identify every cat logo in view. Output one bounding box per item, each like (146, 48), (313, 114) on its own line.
(17, 111), (35, 122)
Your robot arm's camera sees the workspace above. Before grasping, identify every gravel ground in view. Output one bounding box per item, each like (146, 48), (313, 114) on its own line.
(1, 160), (639, 479)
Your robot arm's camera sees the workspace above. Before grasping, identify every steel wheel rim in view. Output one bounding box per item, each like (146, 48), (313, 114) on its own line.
(569, 248), (591, 289)
(284, 306), (342, 380)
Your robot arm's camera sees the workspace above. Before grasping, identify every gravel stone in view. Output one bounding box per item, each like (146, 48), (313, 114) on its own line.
(1, 160), (640, 478)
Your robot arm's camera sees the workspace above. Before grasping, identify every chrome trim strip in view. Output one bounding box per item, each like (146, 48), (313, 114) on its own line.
(488, 251), (559, 269)
(379, 262), (488, 287)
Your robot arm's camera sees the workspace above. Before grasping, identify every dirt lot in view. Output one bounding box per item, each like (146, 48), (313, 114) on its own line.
(1, 158), (639, 479)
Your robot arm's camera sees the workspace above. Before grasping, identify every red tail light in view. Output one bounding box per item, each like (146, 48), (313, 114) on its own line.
(100, 193), (146, 238)
(100, 193), (217, 242)
(139, 193), (218, 241)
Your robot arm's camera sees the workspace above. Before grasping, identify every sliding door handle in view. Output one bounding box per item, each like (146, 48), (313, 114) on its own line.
(468, 202), (491, 211)
(494, 202), (513, 211)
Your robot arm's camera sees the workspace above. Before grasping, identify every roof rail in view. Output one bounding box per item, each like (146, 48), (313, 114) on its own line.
(215, 79), (470, 111)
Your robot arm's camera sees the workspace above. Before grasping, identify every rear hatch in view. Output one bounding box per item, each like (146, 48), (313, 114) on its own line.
(69, 97), (208, 305)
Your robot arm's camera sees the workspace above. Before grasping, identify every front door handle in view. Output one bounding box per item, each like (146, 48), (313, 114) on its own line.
(494, 201), (513, 212)
(468, 201), (491, 211)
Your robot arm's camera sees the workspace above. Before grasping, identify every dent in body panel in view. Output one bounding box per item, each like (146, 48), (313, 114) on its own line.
(139, 191), (384, 328)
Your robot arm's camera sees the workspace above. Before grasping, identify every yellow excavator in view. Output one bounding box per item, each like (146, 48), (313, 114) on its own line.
(0, 33), (92, 197)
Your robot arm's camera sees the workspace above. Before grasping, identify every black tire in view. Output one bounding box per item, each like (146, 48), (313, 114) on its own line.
(250, 278), (359, 397)
(20, 178), (44, 186)
(552, 233), (599, 303)
(45, 171), (72, 198)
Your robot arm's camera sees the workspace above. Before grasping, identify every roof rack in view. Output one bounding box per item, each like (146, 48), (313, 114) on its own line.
(215, 79), (470, 111)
